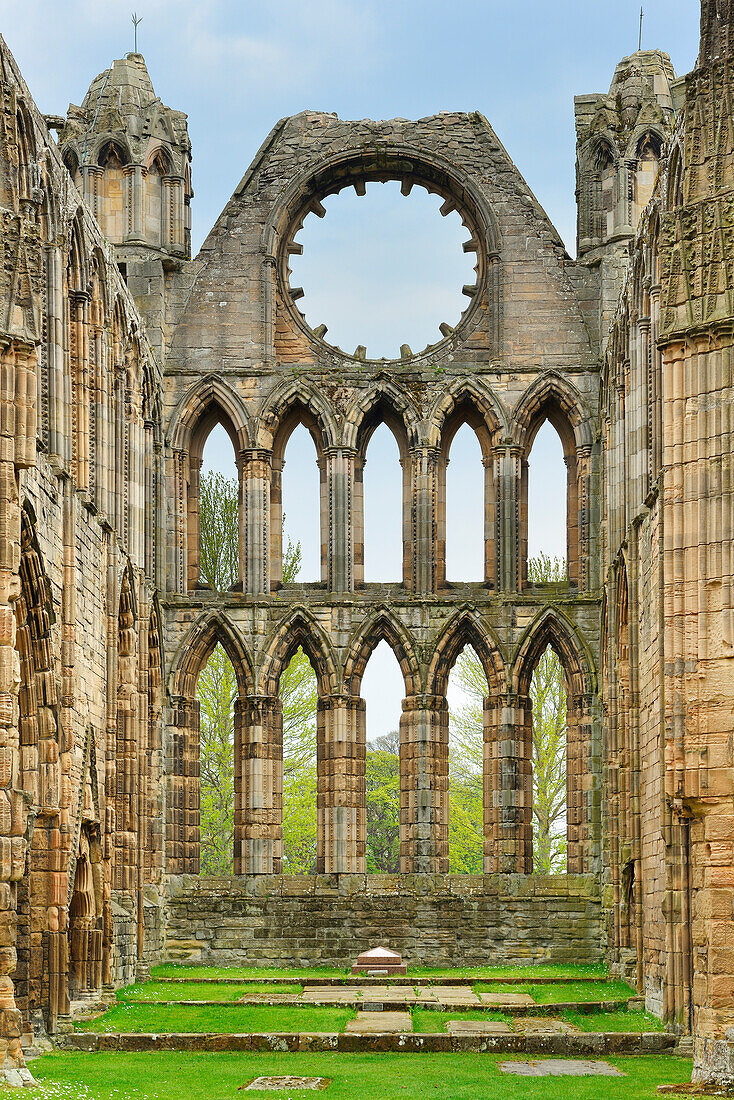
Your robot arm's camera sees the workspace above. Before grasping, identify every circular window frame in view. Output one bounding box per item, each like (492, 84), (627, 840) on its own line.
(275, 150), (492, 364)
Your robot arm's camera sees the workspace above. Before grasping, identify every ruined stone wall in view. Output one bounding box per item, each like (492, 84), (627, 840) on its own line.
(164, 874), (603, 969)
(601, 0), (734, 1084)
(161, 110), (604, 885)
(0, 33), (165, 1082)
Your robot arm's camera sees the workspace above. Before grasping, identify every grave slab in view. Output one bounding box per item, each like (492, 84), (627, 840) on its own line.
(242, 1077), (330, 1091)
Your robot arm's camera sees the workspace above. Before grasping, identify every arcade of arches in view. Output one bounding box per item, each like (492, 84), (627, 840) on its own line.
(0, 3), (734, 1088)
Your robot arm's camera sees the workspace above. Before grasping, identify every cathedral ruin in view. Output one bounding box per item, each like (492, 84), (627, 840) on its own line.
(0, 0), (732, 1087)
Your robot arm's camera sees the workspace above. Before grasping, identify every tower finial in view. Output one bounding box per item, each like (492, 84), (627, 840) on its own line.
(132, 12), (143, 54)
(638, 6), (644, 51)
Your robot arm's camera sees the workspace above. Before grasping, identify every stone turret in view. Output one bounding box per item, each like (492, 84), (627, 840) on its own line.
(59, 53), (192, 359)
(575, 50), (679, 341)
(60, 52), (192, 260)
(575, 51), (677, 258)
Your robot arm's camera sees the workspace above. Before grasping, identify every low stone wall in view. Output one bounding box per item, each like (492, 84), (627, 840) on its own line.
(162, 874), (603, 968)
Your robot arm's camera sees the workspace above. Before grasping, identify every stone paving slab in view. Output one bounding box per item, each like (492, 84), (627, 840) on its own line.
(514, 1017), (580, 1035)
(447, 1020), (513, 1035)
(344, 1012), (412, 1034)
(499, 1060), (625, 1077)
(479, 993), (535, 1007)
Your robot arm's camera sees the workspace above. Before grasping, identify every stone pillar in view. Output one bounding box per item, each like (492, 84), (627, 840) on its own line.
(166, 697), (200, 874)
(411, 446), (439, 593)
(241, 448), (270, 596)
(124, 165), (145, 244)
(566, 691), (595, 874)
(399, 694), (448, 873)
(316, 695), (365, 873)
(498, 446), (522, 592)
(186, 454), (202, 591)
(324, 448), (356, 593)
(484, 694), (532, 873)
(234, 696), (282, 874)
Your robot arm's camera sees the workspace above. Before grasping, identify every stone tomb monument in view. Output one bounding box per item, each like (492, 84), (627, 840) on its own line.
(352, 947), (406, 976)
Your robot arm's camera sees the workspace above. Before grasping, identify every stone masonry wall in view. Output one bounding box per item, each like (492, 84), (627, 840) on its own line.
(163, 874), (602, 968)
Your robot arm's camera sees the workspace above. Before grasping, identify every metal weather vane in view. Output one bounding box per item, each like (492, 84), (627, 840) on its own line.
(132, 12), (143, 53)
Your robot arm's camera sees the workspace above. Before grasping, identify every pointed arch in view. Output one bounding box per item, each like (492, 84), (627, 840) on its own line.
(427, 377), (506, 455)
(426, 607), (506, 699)
(512, 372), (594, 589)
(429, 379), (505, 587)
(511, 605), (596, 700)
(511, 371), (593, 455)
(258, 377), (338, 458)
(169, 374), (252, 457)
(344, 381), (418, 586)
(258, 608), (338, 698)
(342, 607), (421, 697)
(66, 208), (89, 293)
(169, 611), (255, 700)
(343, 379), (420, 457)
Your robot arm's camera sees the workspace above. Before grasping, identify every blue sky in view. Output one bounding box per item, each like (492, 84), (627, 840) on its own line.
(3, 0), (702, 739)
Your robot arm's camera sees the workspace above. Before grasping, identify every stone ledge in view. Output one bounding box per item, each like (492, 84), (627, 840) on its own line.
(59, 1031), (678, 1055)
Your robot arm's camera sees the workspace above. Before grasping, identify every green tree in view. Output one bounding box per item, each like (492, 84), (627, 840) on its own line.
(365, 733), (400, 872)
(199, 470), (239, 590)
(197, 470), (318, 874)
(449, 554), (568, 874)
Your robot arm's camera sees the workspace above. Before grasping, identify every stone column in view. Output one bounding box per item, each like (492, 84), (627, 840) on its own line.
(166, 697), (200, 874)
(566, 691), (595, 874)
(241, 448), (270, 596)
(316, 695), (365, 873)
(324, 448), (356, 594)
(399, 694), (448, 873)
(234, 696), (282, 874)
(411, 446), (439, 593)
(484, 694), (532, 873)
(186, 454), (202, 591)
(497, 445), (522, 592)
(124, 165), (145, 244)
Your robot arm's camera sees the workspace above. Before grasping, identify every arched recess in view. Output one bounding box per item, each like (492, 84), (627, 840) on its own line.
(511, 607), (597, 875)
(259, 381), (337, 589)
(169, 376), (250, 593)
(419, 610), (507, 874)
(95, 139), (130, 241)
(346, 385), (416, 587)
(145, 146), (173, 249)
(631, 131), (663, 223)
(513, 373), (594, 589)
(167, 613), (254, 874)
(430, 383), (503, 588)
(113, 566), (138, 897)
(609, 559), (642, 980)
(88, 251), (107, 510)
(14, 505), (68, 1034)
(254, 610), (345, 872)
(66, 211), (91, 492)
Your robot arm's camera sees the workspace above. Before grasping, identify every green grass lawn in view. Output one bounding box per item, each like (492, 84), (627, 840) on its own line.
(412, 1009), (513, 1033)
(152, 964), (345, 981)
(472, 980), (638, 1003)
(118, 981), (304, 1002)
(28, 1051), (697, 1100)
(562, 1010), (666, 1033)
(152, 963), (610, 983)
(74, 1003), (355, 1034)
(411, 1009), (662, 1034)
